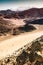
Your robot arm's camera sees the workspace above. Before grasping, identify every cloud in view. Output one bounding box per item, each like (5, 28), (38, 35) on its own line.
(0, 0), (43, 10)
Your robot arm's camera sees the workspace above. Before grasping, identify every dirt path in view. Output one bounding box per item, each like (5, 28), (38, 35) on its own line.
(0, 30), (43, 59)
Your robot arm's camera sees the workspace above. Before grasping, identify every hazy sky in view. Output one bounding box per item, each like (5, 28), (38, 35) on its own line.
(0, 0), (43, 10)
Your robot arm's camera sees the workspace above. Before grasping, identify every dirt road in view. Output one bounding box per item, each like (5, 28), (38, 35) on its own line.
(0, 30), (43, 59)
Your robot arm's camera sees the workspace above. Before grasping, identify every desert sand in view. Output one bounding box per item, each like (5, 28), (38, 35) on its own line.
(4, 19), (25, 27)
(0, 29), (43, 59)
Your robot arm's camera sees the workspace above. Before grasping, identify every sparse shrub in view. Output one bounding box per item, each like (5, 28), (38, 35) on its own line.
(16, 50), (29, 65)
(34, 61), (43, 65)
(13, 28), (20, 35)
(0, 25), (11, 35)
(30, 41), (42, 53)
(18, 24), (36, 32)
(5, 58), (10, 63)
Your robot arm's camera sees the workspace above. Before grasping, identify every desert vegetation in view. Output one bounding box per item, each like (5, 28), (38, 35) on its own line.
(0, 25), (11, 36)
(13, 24), (36, 35)
(0, 18), (36, 36)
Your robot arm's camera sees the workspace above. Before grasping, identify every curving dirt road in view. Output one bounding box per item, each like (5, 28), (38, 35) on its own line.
(0, 30), (43, 59)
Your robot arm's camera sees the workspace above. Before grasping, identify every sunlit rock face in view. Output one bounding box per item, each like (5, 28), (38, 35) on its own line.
(0, 35), (43, 65)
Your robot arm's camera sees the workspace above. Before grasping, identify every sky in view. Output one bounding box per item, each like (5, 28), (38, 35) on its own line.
(0, 0), (43, 10)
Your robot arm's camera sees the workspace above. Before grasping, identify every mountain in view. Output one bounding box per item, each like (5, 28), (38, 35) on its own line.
(29, 19), (43, 24)
(25, 18), (43, 25)
(0, 8), (43, 19)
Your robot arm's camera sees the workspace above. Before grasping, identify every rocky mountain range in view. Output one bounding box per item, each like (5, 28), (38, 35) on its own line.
(0, 8), (43, 19)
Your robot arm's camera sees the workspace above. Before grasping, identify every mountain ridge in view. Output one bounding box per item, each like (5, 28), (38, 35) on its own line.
(0, 8), (43, 19)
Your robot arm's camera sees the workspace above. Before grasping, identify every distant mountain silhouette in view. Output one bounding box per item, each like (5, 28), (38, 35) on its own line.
(0, 8), (43, 19)
(28, 19), (43, 25)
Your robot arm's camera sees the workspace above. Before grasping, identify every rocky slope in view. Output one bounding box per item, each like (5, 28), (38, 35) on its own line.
(0, 35), (43, 65)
